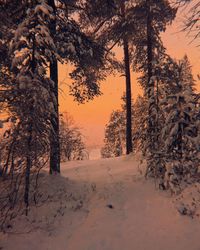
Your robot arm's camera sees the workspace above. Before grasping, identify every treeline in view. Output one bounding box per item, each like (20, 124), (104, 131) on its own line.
(0, 0), (199, 228)
(102, 56), (199, 156)
(99, 0), (200, 192)
(102, 55), (200, 192)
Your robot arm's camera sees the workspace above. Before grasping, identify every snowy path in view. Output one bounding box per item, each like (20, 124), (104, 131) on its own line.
(62, 156), (200, 250)
(2, 155), (200, 250)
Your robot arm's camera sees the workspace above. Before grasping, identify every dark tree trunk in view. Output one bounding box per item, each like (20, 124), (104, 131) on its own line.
(121, 1), (133, 155)
(147, 8), (153, 89)
(49, 58), (60, 174)
(48, 0), (60, 174)
(123, 38), (133, 155)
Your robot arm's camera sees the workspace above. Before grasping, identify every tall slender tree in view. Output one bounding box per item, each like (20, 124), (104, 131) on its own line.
(46, 0), (108, 173)
(80, 0), (138, 154)
(48, 0), (60, 174)
(131, 0), (177, 176)
(121, 1), (133, 154)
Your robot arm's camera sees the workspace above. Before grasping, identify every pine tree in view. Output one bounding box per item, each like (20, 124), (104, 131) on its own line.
(84, 0), (177, 159)
(149, 55), (200, 189)
(0, 0), (57, 225)
(161, 84), (199, 191)
(46, 0), (107, 173)
(1, 0), (107, 175)
(132, 0), (177, 176)
(101, 110), (126, 158)
(82, 0), (136, 155)
(121, 0), (133, 154)
(11, 0), (57, 209)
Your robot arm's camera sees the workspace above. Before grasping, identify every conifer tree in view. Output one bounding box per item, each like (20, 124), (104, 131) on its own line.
(1, 0), (107, 175)
(0, 0), (57, 223)
(46, 0), (107, 173)
(161, 81), (199, 190)
(132, 0), (177, 176)
(82, 0), (136, 155)
(101, 110), (126, 158)
(145, 55), (200, 187)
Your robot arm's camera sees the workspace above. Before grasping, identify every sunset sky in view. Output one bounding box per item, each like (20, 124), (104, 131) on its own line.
(58, 8), (200, 148)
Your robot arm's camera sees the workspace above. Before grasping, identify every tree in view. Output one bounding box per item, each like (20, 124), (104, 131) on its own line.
(1, 0), (108, 174)
(142, 55), (200, 188)
(121, 1), (133, 154)
(60, 113), (88, 161)
(0, 1), (109, 226)
(101, 110), (126, 158)
(83, 0), (177, 157)
(161, 83), (199, 191)
(0, 0), (56, 227)
(46, 0), (108, 173)
(130, 0), (177, 176)
(48, 0), (60, 174)
(82, 0), (136, 155)
(101, 94), (148, 158)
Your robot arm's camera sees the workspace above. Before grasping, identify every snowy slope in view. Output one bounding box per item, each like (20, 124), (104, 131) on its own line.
(1, 154), (200, 250)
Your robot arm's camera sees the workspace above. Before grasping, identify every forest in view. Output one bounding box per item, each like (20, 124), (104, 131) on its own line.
(0, 0), (200, 249)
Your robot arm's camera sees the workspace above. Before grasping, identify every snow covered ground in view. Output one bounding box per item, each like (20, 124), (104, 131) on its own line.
(1, 154), (200, 250)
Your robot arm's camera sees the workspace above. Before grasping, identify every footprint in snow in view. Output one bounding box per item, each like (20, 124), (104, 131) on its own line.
(106, 204), (114, 209)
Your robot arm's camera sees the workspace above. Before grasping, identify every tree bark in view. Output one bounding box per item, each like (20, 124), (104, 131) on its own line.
(49, 59), (60, 174)
(121, 1), (133, 155)
(123, 38), (133, 154)
(48, 0), (60, 174)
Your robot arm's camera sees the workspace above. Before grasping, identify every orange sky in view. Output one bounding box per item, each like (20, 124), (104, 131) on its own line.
(59, 10), (200, 148)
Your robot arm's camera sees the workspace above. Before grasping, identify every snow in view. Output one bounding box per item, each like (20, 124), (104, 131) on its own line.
(175, 183), (200, 218)
(1, 154), (200, 250)
(67, 43), (76, 55)
(34, 2), (52, 17)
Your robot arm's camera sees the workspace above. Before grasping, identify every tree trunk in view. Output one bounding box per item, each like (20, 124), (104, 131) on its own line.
(123, 38), (133, 154)
(48, 0), (60, 174)
(121, 1), (133, 155)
